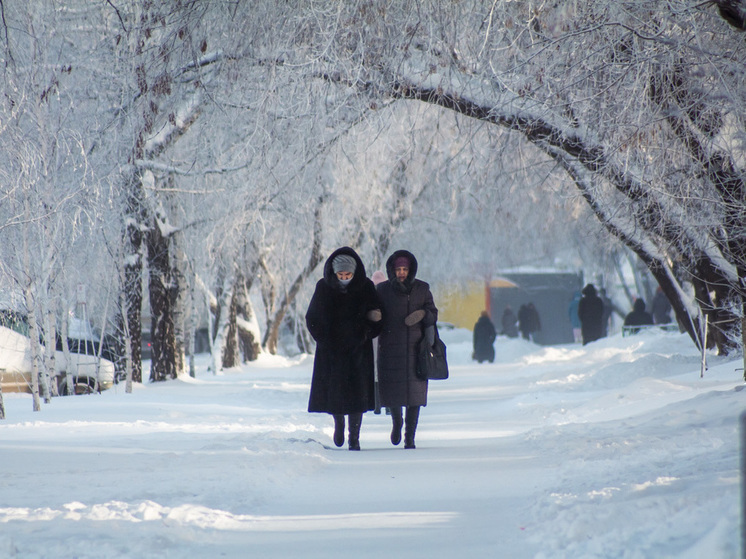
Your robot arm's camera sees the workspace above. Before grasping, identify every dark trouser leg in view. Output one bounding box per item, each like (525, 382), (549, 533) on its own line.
(348, 413), (362, 451)
(404, 406), (420, 449)
(333, 414), (345, 447)
(390, 406), (403, 445)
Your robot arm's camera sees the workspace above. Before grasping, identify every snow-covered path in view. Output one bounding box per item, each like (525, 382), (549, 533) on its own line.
(0, 329), (741, 558)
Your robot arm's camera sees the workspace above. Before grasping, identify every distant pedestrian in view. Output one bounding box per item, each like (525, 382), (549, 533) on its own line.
(473, 311), (497, 363)
(651, 287), (672, 325)
(577, 284), (604, 345)
(371, 270), (386, 286)
(501, 305), (519, 338)
(518, 302), (541, 342)
(306, 247), (383, 451)
(624, 298), (654, 334)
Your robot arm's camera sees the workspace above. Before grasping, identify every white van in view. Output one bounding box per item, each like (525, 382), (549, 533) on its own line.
(0, 325), (115, 395)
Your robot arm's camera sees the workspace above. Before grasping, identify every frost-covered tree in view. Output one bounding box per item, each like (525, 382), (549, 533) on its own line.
(251, 0), (746, 353)
(7, 0), (745, 403)
(0, 0), (114, 407)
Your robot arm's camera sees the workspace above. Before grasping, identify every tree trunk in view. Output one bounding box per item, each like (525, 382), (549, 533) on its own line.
(36, 307), (51, 404)
(43, 308), (57, 399)
(212, 276), (232, 374)
(60, 304), (74, 396)
(25, 292), (42, 412)
(147, 212), (178, 382)
(234, 271), (261, 362)
(223, 286), (239, 369)
(173, 249), (191, 377)
(713, 0), (746, 30)
(120, 285), (134, 394)
(648, 63), (746, 354)
(123, 177), (145, 384)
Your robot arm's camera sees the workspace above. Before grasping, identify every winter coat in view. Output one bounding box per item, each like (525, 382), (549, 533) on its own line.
(651, 291), (672, 325)
(518, 303), (541, 339)
(577, 284), (605, 345)
(501, 308), (519, 338)
(473, 315), (497, 363)
(306, 247), (383, 415)
(376, 250), (438, 408)
(624, 299), (654, 334)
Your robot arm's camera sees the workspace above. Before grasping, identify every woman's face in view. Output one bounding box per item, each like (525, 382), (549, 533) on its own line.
(336, 271), (353, 281)
(395, 266), (409, 282)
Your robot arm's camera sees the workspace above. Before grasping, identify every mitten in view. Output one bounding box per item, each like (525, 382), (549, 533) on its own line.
(424, 325), (435, 346)
(404, 309), (425, 326)
(366, 309), (382, 322)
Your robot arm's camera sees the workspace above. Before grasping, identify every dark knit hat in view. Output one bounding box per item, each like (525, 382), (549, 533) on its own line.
(393, 256), (410, 269)
(332, 254), (357, 274)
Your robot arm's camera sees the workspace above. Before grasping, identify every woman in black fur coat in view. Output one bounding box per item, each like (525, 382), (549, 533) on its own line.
(306, 247), (383, 450)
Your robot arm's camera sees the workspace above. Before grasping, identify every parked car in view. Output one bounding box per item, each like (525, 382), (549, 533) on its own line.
(56, 330), (119, 365)
(0, 324), (115, 395)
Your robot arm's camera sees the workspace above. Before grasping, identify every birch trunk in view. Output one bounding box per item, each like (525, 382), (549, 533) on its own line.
(25, 292), (42, 412)
(212, 276), (232, 374)
(43, 308), (56, 400)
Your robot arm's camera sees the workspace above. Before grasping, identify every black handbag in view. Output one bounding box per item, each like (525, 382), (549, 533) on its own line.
(416, 326), (449, 380)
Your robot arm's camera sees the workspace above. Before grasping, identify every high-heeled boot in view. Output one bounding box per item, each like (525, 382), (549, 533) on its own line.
(404, 406), (420, 449)
(333, 414), (345, 447)
(348, 413), (362, 451)
(390, 407), (403, 445)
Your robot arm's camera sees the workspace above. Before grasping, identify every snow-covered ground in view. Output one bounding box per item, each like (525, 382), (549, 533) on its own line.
(0, 328), (742, 558)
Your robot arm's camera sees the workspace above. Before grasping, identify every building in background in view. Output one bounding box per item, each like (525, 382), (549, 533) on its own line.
(437, 281), (489, 330)
(437, 272), (583, 346)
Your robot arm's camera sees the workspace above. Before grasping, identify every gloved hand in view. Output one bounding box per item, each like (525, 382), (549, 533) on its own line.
(404, 309), (425, 326)
(366, 309), (382, 322)
(424, 325), (435, 346)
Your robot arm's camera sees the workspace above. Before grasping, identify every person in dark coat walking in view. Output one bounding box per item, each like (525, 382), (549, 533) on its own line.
(376, 250), (438, 449)
(577, 283), (605, 345)
(624, 298), (654, 334)
(651, 287), (672, 325)
(501, 305), (519, 338)
(306, 247), (383, 450)
(518, 302), (541, 341)
(473, 310), (497, 363)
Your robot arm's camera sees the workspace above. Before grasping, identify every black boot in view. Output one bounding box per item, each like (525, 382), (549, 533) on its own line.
(333, 414), (345, 447)
(390, 407), (403, 446)
(404, 406), (420, 449)
(348, 413), (362, 451)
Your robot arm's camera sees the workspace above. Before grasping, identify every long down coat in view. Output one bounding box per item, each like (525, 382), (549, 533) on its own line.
(376, 250), (438, 408)
(473, 314), (497, 363)
(306, 247), (382, 415)
(577, 284), (605, 345)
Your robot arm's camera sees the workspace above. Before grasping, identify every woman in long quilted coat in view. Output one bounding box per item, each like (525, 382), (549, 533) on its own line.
(376, 250), (438, 449)
(306, 247), (383, 450)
